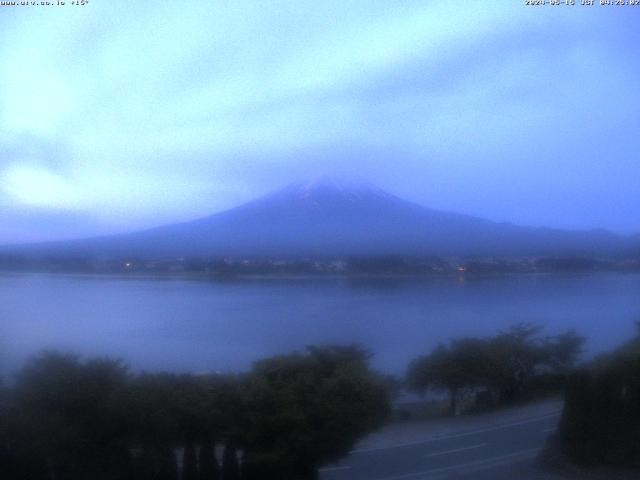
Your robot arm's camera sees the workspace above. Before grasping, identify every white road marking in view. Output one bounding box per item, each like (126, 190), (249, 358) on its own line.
(371, 448), (540, 480)
(318, 465), (352, 473)
(424, 443), (486, 458)
(351, 412), (560, 454)
(543, 427), (556, 433)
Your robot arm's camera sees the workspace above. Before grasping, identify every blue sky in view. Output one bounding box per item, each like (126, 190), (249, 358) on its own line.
(1, 1), (639, 242)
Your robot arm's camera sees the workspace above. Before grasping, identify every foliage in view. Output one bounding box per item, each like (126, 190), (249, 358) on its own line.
(242, 345), (391, 479)
(12, 352), (132, 480)
(558, 325), (640, 467)
(407, 324), (585, 413)
(407, 337), (490, 413)
(0, 345), (390, 480)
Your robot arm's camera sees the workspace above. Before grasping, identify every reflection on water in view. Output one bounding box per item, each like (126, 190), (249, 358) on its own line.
(1, 272), (639, 375)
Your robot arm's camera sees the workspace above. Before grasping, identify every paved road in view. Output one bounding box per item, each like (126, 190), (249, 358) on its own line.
(319, 405), (563, 480)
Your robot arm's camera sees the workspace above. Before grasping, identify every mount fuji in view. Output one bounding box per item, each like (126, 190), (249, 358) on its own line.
(3, 178), (636, 258)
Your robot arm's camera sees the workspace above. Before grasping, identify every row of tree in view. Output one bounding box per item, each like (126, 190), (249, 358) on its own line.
(0, 345), (390, 480)
(406, 324), (585, 414)
(0, 324), (589, 479)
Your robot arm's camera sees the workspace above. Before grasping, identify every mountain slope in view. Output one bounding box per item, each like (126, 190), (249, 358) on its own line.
(3, 179), (635, 258)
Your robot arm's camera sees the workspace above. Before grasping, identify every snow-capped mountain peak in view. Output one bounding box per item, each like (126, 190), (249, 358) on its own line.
(285, 176), (394, 203)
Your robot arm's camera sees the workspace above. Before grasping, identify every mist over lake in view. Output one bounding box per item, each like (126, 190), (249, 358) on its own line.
(2, 272), (638, 376)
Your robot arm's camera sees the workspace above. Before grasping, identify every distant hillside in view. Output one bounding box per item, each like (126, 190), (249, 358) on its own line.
(2, 179), (637, 259)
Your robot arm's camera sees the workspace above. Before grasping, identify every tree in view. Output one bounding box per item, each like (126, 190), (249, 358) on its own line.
(222, 443), (241, 480)
(558, 324), (640, 466)
(198, 441), (219, 480)
(407, 338), (490, 414)
(484, 324), (545, 403)
(540, 330), (585, 373)
(127, 373), (186, 480)
(2, 345), (388, 480)
(485, 324), (585, 403)
(242, 345), (390, 479)
(183, 441), (198, 480)
(407, 324), (586, 412)
(12, 352), (132, 480)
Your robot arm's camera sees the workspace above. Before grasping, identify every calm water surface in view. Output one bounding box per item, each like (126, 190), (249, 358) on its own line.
(1, 273), (639, 375)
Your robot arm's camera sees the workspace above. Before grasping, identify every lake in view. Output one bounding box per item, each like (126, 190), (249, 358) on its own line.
(1, 272), (639, 376)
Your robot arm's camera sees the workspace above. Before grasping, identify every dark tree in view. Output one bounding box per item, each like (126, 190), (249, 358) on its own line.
(183, 441), (198, 480)
(408, 324), (586, 413)
(407, 338), (490, 414)
(242, 345), (390, 479)
(156, 445), (179, 480)
(198, 441), (219, 480)
(2, 345), (390, 480)
(557, 325), (640, 466)
(12, 352), (132, 480)
(540, 330), (585, 373)
(484, 323), (545, 403)
(222, 443), (241, 480)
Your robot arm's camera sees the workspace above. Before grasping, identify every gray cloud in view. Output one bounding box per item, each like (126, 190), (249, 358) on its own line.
(0, 2), (639, 242)
(0, 133), (71, 171)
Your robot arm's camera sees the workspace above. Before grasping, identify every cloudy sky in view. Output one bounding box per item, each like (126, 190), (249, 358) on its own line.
(1, 1), (639, 243)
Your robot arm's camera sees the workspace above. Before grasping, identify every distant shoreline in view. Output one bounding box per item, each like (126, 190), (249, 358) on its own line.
(1, 268), (639, 282)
